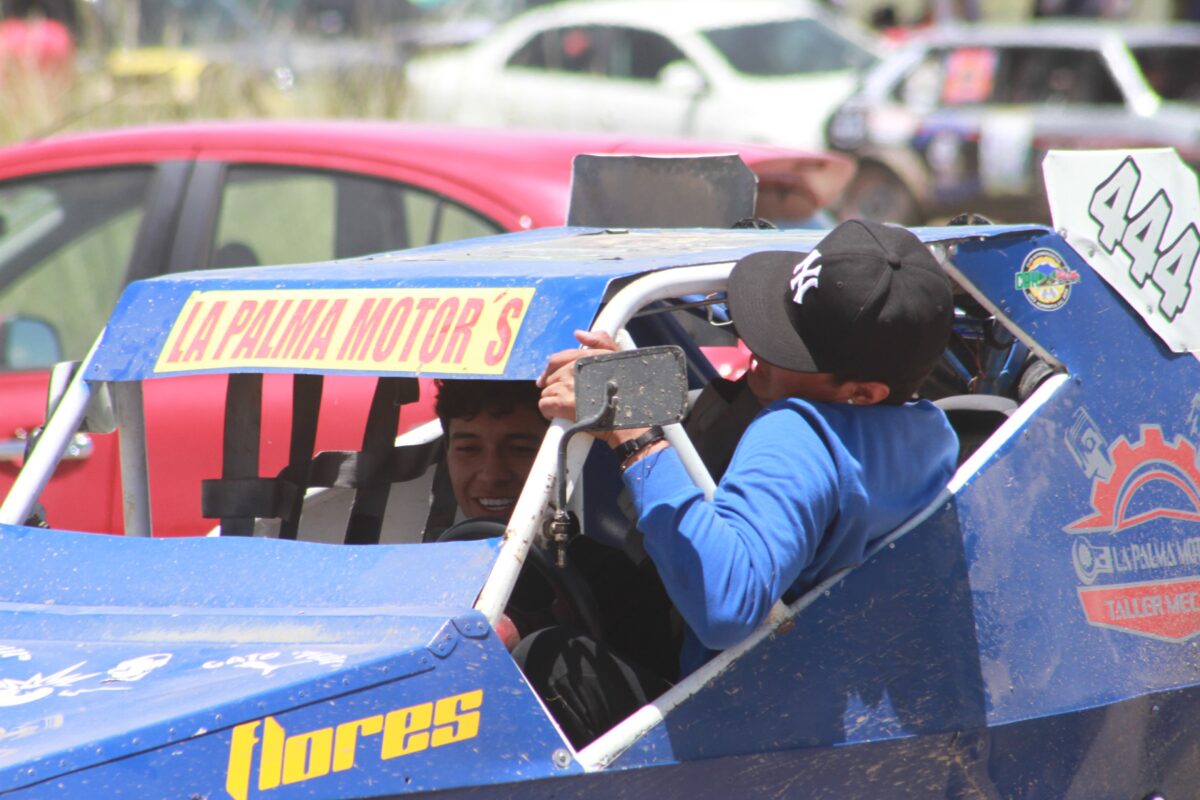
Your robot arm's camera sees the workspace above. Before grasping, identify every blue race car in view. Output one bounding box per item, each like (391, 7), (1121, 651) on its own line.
(1, 148), (1198, 798)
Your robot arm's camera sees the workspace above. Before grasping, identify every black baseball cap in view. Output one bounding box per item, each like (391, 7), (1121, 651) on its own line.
(727, 219), (953, 382)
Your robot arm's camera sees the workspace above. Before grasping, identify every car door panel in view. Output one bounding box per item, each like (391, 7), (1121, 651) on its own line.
(0, 369), (120, 532)
(486, 69), (597, 130)
(0, 163), (188, 533)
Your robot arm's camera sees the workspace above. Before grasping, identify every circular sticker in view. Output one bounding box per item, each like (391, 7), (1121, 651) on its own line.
(1016, 248), (1080, 311)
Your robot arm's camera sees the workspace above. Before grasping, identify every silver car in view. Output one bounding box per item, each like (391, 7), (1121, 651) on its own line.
(826, 22), (1200, 224)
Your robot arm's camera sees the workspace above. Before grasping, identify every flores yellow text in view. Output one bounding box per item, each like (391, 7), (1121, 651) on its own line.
(225, 689), (483, 800)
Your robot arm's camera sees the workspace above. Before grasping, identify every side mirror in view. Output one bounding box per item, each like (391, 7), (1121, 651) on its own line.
(0, 315), (62, 370)
(574, 345), (689, 430)
(659, 60), (708, 96)
(548, 345), (689, 565)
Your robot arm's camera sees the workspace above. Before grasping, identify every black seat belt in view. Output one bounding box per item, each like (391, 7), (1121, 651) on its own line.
(277, 374), (324, 540)
(216, 373), (262, 537)
(344, 377), (418, 544)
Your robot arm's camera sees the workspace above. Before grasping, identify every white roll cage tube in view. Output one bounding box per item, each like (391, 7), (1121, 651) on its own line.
(0, 341), (99, 528)
(0, 365), (153, 537)
(473, 261), (792, 735)
(474, 261), (732, 626)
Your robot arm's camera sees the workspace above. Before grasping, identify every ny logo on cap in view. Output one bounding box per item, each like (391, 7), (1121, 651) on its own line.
(790, 248), (821, 305)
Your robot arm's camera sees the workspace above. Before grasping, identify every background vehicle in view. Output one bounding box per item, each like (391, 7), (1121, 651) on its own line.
(0, 120), (853, 535)
(403, 0), (879, 152)
(3, 148), (1199, 797)
(825, 21), (1200, 224)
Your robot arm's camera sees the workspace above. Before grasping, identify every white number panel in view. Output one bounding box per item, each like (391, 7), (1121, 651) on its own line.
(1045, 148), (1200, 355)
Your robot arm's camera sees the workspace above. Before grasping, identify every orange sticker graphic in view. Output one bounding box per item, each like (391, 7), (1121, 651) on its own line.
(942, 47), (996, 106)
(155, 288), (535, 375)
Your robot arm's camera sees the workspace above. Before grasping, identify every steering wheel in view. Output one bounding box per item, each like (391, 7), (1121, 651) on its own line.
(436, 518), (605, 642)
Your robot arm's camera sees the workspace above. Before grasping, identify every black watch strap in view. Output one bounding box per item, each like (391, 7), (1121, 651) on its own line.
(612, 426), (666, 463)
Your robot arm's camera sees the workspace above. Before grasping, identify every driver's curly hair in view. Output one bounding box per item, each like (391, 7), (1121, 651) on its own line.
(434, 379), (543, 430)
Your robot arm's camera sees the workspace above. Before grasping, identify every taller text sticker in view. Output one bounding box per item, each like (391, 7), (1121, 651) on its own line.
(1044, 148), (1200, 355)
(154, 288), (535, 375)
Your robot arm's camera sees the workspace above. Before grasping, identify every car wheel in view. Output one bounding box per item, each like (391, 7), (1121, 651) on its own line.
(836, 163), (923, 226)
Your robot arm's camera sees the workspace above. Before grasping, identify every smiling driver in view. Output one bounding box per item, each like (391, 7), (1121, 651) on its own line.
(435, 380), (548, 522)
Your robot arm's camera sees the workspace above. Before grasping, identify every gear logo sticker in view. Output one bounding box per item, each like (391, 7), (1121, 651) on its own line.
(1015, 248), (1080, 311)
(1065, 413), (1200, 641)
(1067, 427), (1200, 534)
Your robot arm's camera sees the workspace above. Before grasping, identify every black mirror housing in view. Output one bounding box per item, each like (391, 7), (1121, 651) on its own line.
(574, 345), (689, 431)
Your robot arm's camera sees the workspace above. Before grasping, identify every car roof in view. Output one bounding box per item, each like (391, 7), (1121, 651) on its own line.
(498, 0), (834, 33)
(906, 20), (1200, 49)
(92, 222), (1046, 384)
(0, 120), (852, 225)
(0, 119), (838, 173)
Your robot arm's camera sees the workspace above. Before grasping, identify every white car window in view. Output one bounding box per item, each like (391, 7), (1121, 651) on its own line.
(702, 18), (875, 76)
(508, 24), (690, 83)
(1001, 47), (1123, 106)
(1129, 45), (1200, 101)
(897, 51), (946, 110)
(506, 25), (611, 75)
(607, 28), (687, 81)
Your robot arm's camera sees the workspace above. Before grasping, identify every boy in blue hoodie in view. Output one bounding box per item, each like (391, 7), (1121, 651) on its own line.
(529, 220), (959, 747)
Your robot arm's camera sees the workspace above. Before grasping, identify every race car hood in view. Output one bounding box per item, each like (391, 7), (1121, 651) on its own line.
(0, 524), (511, 793)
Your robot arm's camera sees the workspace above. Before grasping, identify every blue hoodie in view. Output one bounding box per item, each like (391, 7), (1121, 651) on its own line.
(622, 397), (958, 676)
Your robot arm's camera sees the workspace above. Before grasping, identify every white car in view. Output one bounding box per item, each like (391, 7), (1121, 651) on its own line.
(403, 0), (879, 151)
(825, 21), (1200, 225)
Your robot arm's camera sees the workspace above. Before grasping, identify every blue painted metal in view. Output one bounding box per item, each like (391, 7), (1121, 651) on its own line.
(0, 526), (517, 796)
(607, 227), (1200, 796)
(4, 629), (580, 799)
(89, 225), (1041, 383)
(5, 220), (1199, 797)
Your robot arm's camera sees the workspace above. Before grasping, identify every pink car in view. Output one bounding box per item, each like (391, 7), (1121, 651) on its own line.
(0, 121), (852, 536)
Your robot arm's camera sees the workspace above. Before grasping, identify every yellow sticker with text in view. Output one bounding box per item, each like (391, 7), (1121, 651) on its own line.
(154, 288), (535, 375)
(225, 689), (484, 800)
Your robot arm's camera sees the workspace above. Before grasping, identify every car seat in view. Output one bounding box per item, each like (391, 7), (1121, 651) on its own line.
(211, 241), (260, 269)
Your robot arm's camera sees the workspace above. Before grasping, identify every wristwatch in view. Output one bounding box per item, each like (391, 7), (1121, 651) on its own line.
(612, 426), (666, 464)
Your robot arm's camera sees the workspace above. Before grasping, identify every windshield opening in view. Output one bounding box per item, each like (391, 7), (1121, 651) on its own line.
(1131, 46), (1200, 102)
(702, 19), (876, 77)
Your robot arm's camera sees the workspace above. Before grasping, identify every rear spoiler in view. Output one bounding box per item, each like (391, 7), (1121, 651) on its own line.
(567, 153), (758, 228)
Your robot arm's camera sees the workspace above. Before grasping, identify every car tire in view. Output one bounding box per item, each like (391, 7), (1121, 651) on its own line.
(836, 162), (923, 226)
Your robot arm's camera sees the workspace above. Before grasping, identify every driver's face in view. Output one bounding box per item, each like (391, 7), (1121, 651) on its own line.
(446, 405), (547, 522)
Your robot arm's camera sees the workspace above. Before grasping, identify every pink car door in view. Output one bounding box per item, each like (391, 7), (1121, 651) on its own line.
(0, 164), (188, 533)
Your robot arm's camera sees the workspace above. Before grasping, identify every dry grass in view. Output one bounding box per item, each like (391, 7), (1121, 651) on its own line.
(0, 53), (410, 146)
(0, 59), (76, 143)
